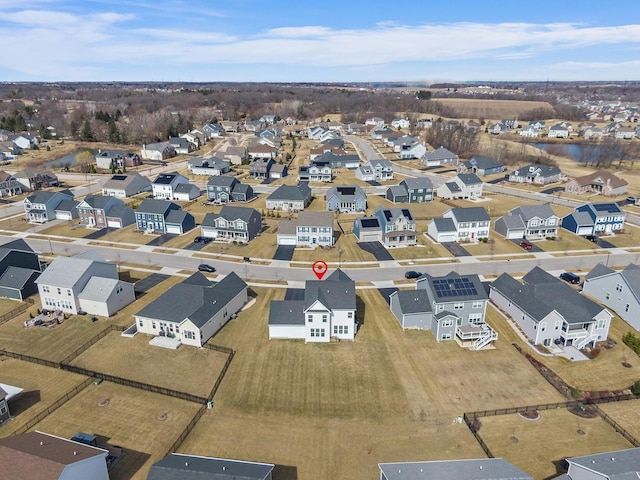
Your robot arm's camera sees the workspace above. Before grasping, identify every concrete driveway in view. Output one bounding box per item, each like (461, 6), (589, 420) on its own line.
(357, 241), (394, 261)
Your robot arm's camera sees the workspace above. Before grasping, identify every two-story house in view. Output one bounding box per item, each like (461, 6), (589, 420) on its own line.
(562, 202), (626, 235)
(420, 146), (459, 167)
(494, 205), (559, 240)
(490, 267), (611, 349)
(76, 195), (135, 229)
(152, 171), (190, 200)
(101, 173), (152, 198)
(582, 263), (640, 332)
(436, 173), (483, 200)
(0, 238), (41, 301)
(206, 176), (254, 204)
(298, 161), (332, 182)
(135, 199), (184, 233)
(141, 142), (175, 161)
(94, 149), (141, 170)
(200, 206), (262, 243)
(268, 269), (356, 342)
(427, 207), (490, 243)
(355, 159), (394, 181)
(507, 164), (562, 185)
(187, 156), (230, 176)
(249, 158), (275, 179)
(14, 168), (59, 192)
(389, 271), (497, 349)
(36, 251), (135, 316)
(266, 183), (312, 211)
(326, 185), (367, 213)
(0, 171), (22, 197)
(400, 177), (434, 203)
(548, 123), (571, 138)
(277, 211), (335, 247)
(354, 207), (416, 247)
(168, 136), (197, 155)
(23, 190), (74, 223)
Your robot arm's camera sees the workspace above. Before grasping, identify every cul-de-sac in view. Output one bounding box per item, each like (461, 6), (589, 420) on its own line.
(1, 82), (640, 480)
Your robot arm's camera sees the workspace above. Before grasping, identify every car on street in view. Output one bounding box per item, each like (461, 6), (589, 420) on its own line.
(519, 240), (533, 250)
(627, 196), (637, 204)
(198, 263), (216, 273)
(194, 236), (212, 244)
(584, 234), (598, 242)
(405, 271), (422, 279)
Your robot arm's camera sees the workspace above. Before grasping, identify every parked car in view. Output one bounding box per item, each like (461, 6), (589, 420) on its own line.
(519, 240), (533, 250)
(584, 234), (598, 242)
(194, 236), (212, 244)
(560, 271), (581, 284)
(405, 271), (422, 279)
(198, 263), (216, 273)
(626, 196), (637, 204)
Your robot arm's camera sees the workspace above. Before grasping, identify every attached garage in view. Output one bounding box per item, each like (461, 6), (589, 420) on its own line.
(268, 324), (305, 339)
(277, 234), (297, 246)
(361, 233), (381, 242)
(577, 226), (594, 236)
(107, 219), (121, 228)
(166, 223), (183, 235)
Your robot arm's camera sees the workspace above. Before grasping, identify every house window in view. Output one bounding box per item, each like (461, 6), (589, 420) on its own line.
(57, 288), (61, 295)
(616, 283), (623, 292)
(322, 314), (328, 323)
(554, 321), (561, 330)
(347, 312), (353, 319)
(184, 330), (196, 340)
(453, 302), (464, 310)
(152, 321), (156, 330)
(67, 289), (71, 296)
(625, 304), (630, 312)
(605, 292), (611, 300)
(441, 333), (452, 340)
(540, 322), (546, 332)
(441, 319), (453, 327)
(138, 319), (143, 327)
(597, 319), (607, 329)
(472, 301), (483, 309)
(307, 314), (313, 323)
(469, 313), (483, 324)
(333, 325), (348, 335)
(42, 285), (50, 293)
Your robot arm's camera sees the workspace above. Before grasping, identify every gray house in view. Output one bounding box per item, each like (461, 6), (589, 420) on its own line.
(353, 207), (416, 247)
(0, 239), (41, 301)
(326, 185), (367, 213)
(436, 173), (483, 200)
(187, 156), (230, 176)
(420, 146), (459, 167)
(389, 272), (497, 349)
(101, 173), (152, 198)
(583, 263), (640, 332)
(134, 199), (182, 233)
(206, 176), (254, 203)
(200, 206), (262, 243)
(385, 185), (409, 203)
(266, 182), (312, 211)
(147, 453), (274, 480)
(379, 459), (532, 480)
(494, 205), (559, 240)
(559, 448), (640, 480)
(458, 156), (504, 176)
(490, 267), (611, 349)
(507, 164), (562, 185)
(23, 190), (74, 223)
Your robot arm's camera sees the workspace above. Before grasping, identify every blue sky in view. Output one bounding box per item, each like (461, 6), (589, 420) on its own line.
(1, 0), (640, 82)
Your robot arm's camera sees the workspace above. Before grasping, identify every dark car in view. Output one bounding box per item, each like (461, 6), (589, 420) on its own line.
(198, 264), (216, 273)
(584, 234), (598, 242)
(560, 272), (581, 284)
(194, 236), (212, 244)
(405, 271), (422, 279)
(519, 240), (533, 250)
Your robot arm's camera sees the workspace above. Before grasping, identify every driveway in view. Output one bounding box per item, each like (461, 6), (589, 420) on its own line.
(540, 186), (565, 195)
(146, 233), (177, 246)
(184, 240), (208, 251)
(85, 228), (109, 239)
(284, 288), (305, 300)
(261, 178), (275, 185)
(487, 177), (505, 184)
(358, 241), (394, 261)
(441, 242), (471, 257)
(273, 245), (295, 261)
(134, 273), (170, 294)
(596, 237), (617, 249)
(509, 239), (544, 253)
(366, 180), (381, 187)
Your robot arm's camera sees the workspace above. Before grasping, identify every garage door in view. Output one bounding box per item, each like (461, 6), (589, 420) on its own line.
(577, 226), (593, 235)
(439, 233), (457, 242)
(56, 212), (72, 220)
(507, 230), (525, 240)
(166, 224), (182, 234)
(107, 220), (120, 228)
(277, 235), (296, 245)
(361, 234), (380, 242)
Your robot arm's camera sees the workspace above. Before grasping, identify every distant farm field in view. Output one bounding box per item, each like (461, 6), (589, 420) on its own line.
(435, 98), (553, 119)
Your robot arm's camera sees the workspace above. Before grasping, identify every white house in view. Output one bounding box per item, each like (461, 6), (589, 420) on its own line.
(436, 174), (483, 200)
(268, 269), (356, 342)
(152, 171), (190, 200)
(428, 207), (490, 242)
(277, 211), (334, 247)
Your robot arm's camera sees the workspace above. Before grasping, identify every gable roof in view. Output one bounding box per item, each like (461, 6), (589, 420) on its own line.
(567, 448), (640, 479)
(101, 173), (150, 190)
(423, 146), (459, 161)
(36, 252), (115, 289)
(387, 185), (408, 199)
(165, 209), (192, 225)
(296, 210), (333, 227)
(202, 206), (259, 226)
(456, 173), (482, 185)
(0, 266), (39, 290)
(304, 268), (355, 311)
(79, 194), (119, 210)
(148, 453), (275, 480)
(401, 177), (433, 190)
(420, 272), (488, 302)
(465, 156), (502, 170)
(431, 217), (457, 233)
(267, 183), (311, 201)
(135, 272), (247, 327)
(448, 207), (490, 223)
(584, 262), (616, 281)
(25, 190), (72, 205)
(268, 300), (305, 326)
(326, 184), (366, 202)
(571, 170), (628, 188)
(0, 238), (35, 258)
(136, 199), (180, 215)
(392, 289), (431, 315)
(510, 204), (557, 221)
(511, 163), (561, 178)
(379, 458), (532, 480)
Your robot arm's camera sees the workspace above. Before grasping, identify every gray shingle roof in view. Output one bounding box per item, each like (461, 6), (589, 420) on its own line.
(173, 183), (199, 194)
(512, 163), (561, 177)
(54, 199), (79, 212)
(77, 277), (122, 302)
(202, 206), (259, 226)
(36, 253), (115, 289)
(0, 239), (34, 258)
(449, 207), (490, 223)
(423, 146), (458, 161)
(207, 176), (237, 188)
(267, 183), (311, 201)
(379, 458), (532, 480)
(584, 262), (615, 281)
(566, 211), (595, 226)
(25, 190), (72, 205)
(444, 181), (461, 193)
(135, 272), (247, 327)
(420, 272), (488, 302)
(296, 211), (333, 227)
(304, 268), (355, 311)
(147, 453), (274, 480)
(81, 194), (117, 210)
(268, 300), (305, 326)
(466, 156), (502, 170)
(457, 173), (482, 185)
(432, 217), (456, 232)
(496, 214), (526, 230)
(400, 177), (433, 190)
(393, 290), (431, 315)
(567, 448), (640, 479)
(0, 266), (38, 290)
(165, 210), (192, 225)
(510, 204), (557, 221)
(136, 199), (179, 215)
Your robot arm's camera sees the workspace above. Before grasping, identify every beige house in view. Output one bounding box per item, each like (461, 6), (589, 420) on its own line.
(565, 170), (628, 197)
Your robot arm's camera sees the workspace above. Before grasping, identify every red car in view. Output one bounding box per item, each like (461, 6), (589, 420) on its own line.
(519, 240), (533, 250)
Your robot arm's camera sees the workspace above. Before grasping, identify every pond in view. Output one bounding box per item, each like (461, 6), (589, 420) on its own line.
(532, 143), (586, 162)
(44, 148), (96, 169)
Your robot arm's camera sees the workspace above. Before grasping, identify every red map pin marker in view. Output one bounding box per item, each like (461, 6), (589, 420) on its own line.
(312, 260), (328, 280)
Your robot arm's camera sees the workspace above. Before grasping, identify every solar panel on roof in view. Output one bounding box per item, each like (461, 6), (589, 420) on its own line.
(337, 187), (356, 195)
(112, 175), (127, 180)
(402, 209), (412, 220)
(593, 203), (619, 212)
(360, 218), (379, 228)
(432, 277), (478, 298)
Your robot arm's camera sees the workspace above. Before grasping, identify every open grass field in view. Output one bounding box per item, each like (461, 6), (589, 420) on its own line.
(598, 399), (640, 441)
(178, 288), (564, 480)
(70, 331), (229, 398)
(32, 381), (203, 480)
(476, 408), (634, 480)
(0, 357), (88, 436)
(433, 98), (555, 121)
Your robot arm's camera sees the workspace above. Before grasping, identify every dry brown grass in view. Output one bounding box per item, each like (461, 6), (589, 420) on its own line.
(32, 381), (202, 480)
(477, 409), (634, 480)
(0, 357), (88, 436)
(70, 331), (229, 398)
(598, 399), (640, 440)
(435, 98), (555, 120)
(179, 289), (564, 480)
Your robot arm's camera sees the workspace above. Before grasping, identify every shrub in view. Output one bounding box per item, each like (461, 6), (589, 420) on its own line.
(623, 331), (640, 355)
(632, 380), (640, 396)
(571, 387), (582, 399)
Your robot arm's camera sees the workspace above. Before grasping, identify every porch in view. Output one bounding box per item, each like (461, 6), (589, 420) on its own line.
(455, 324), (498, 350)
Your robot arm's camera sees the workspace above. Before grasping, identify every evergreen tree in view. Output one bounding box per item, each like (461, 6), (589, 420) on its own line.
(80, 120), (95, 142)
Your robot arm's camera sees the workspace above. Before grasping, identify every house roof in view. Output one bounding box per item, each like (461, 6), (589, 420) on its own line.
(55, 199), (79, 212)
(400, 177), (433, 190)
(355, 216), (381, 231)
(77, 277), (124, 302)
(465, 156), (502, 170)
(268, 300), (305, 326)
(207, 176), (238, 188)
(136, 199), (180, 215)
(25, 190), (72, 205)
(173, 183), (199, 194)
(143, 142), (172, 152)
(510, 204), (557, 221)
(448, 207), (490, 223)
(392, 289), (431, 315)
(571, 170), (628, 188)
(202, 206), (259, 226)
(443, 181), (461, 193)
(431, 217), (457, 233)
(367, 158), (393, 169)
(326, 185), (366, 202)
(567, 448), (640, 479)
(80, 194), (118, 210)
(620, 264), (640, 300)
(277, 219), (297, 235)
(304, 268), (355, 311)
(0, 266), (38, 290)
(379, 458), (532, 480)
(188, 156), (229, 169)
(102, 173), (150, 191)
(36, 252), (115, 289)
(267, 183), (311, 202)
(375, 206), (414, 223)
(387, 185), (408, 199)
(153, 172), (183, 185)
(584, 202), (624, 215)
(148, 453), (275, 480)
(423, 146), (458, 161)
(165, 209), (192, 225)
(135, 272), (246, 327)
(496, 214), (526, 231)
(511, 164), (561, 178)
(584, 262), (616, 281)
(0, 431), (107, 480)
(456, 173), (482, 185)
(420, 272), (487, 302)
(565, 211), (595, 227)
(0, 238), (35, 258)
(296, 210), (333, 228)
(105, 204), (133, 220)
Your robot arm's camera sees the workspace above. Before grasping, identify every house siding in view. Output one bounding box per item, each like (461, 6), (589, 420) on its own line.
(583, 275), (640, 331)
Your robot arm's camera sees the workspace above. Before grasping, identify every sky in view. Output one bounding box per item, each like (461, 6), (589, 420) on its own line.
(1, 0), (640, 83)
